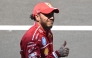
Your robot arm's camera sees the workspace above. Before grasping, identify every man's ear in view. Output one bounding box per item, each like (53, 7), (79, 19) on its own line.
(35, 15), (40, 22)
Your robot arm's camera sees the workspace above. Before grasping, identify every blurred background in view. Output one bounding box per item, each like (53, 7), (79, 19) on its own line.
(0, 0), (92, 58)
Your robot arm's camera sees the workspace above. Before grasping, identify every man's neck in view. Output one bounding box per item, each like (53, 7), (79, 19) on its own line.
(36, 22), (50, 31)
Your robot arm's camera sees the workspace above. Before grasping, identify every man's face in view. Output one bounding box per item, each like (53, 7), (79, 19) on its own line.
(39, 11), (54, 30)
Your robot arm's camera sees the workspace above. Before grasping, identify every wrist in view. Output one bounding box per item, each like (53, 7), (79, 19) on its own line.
(52, 51), (59, 58)
(55, 50), (61, 57)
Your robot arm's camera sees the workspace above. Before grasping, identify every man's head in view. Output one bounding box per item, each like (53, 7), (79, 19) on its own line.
(30, 2), (59, 30)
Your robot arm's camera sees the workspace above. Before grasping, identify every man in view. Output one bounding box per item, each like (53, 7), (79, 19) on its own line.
(20, 2), (69, 58)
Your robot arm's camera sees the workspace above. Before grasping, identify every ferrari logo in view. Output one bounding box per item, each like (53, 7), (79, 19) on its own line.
(45, 2), (53, 8)
(48, 33), (52, 38)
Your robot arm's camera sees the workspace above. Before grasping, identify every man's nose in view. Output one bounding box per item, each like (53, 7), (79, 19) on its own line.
(49, 16), (54, 20)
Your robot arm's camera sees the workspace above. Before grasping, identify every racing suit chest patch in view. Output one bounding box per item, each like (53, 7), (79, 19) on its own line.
(42, 37), (47, 46)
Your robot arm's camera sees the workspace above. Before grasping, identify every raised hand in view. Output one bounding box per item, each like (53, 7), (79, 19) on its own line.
(57, 41), (69, 57)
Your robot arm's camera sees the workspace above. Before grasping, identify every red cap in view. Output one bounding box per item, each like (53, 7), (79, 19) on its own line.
(32, 2), (59, 17)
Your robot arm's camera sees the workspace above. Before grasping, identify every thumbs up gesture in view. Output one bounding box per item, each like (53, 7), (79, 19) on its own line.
(57, 41), (69, 57)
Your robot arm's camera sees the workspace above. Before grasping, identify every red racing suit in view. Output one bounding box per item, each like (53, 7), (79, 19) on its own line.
(20, 22), (60, 58)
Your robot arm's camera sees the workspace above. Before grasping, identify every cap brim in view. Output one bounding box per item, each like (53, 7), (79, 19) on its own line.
(41, 8), (59, 14)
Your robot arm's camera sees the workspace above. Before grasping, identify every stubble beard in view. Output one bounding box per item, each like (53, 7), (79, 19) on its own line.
(40, 19), (53, 31)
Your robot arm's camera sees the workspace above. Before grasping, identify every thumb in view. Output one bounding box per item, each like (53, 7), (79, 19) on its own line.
(62, 41), (67, 47)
